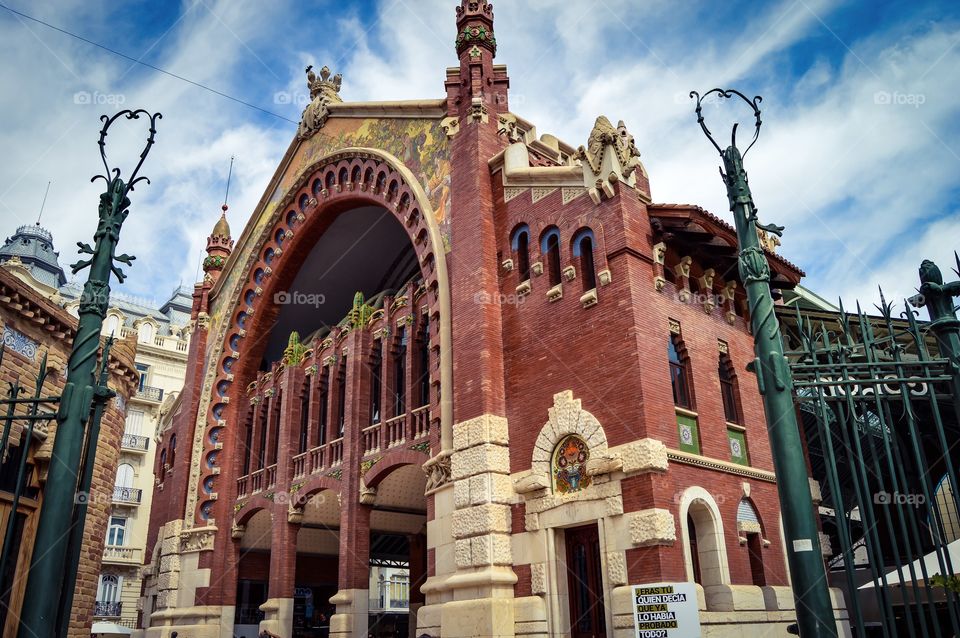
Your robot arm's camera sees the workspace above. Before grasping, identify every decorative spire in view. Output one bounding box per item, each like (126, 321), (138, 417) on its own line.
(203, 159), (235, 280)
(455, 0), (496, 57)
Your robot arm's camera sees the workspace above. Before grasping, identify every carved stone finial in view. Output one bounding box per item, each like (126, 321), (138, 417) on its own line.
(577, 116), (645, 204)
(282, 331), (306, 366)
(298, 64), (344, 140)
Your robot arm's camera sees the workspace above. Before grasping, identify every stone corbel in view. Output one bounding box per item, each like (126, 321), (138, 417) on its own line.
(514, 472), (549, 495)
(598, 269), (612, 286)
(723, 281), (738, 324)
(585, 452), (623, 477)
(501, 258), (514, 272)
(288, 505), (304, 525)
(516, 280), (532, 297)
(652, 242), (667, 291)
(359, 480), (377, 506)
(675, 257), (692, 302)
(231, 522), (245, 540)
(441, 116), (460, 139)
(562, 265), (576, 282)
(580, 289), (598, 308)
(531, 261), (544, 276)
(469, 97), (489, 124)
(546, 283), (563, 302)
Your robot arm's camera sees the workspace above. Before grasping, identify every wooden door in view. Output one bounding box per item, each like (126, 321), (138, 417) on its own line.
(565, 524), (607, 638)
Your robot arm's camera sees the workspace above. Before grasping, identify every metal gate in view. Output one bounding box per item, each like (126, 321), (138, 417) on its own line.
(787, 257), (960, 637)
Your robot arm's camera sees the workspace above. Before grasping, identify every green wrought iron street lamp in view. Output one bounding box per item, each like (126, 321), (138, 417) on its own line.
(690, 89), (837, 637)
(17, 109), (161, 638)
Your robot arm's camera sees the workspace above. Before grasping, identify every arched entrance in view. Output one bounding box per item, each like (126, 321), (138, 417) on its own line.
(209, 149), (451, 638)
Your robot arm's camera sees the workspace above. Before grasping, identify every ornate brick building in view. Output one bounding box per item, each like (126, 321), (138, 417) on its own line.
(141, 3), (845, 637)
(0, 265), (139, 637)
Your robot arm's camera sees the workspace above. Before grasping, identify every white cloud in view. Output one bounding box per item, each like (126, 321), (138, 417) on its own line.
(1, 0), (958, 313)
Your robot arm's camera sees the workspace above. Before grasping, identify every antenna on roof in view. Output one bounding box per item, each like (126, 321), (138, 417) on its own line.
(36, 180), (51, 225)
(223, 156), (235, 208)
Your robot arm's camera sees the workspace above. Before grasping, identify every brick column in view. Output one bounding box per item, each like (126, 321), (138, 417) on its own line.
(259, 365), (305, 638)
(330, 331), (372, 638)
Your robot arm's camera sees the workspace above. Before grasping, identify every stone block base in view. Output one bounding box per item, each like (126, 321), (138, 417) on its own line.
(259, 597), (294, 637)
(143, 605), (234, 638)
(329, 588), (369, 638)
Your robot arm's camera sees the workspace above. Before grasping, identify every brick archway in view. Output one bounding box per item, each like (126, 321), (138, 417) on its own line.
(190, 147), (453, 527)
(363, 450), (431, 489)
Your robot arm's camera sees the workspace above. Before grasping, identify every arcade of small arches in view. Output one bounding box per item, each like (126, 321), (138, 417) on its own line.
(507, 223), (609, 306)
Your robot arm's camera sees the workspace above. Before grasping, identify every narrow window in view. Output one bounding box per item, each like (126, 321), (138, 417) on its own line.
(270, 390), (282, 465)
(159, 449), (167, 474)
(370, 340), (383, 424)
(299, 386), (310, 454)
(542, 228), (562, 286)
(417, 316), (430, 407)
(719, 352), (740, 424)
(108, 517), (126, 546)
(511, 225), (531, 281)
(257, 403), (268, 469)
(573, 229), (597, 291)
(242, 405), (253, 475)
(169, 434), (177, 467)
(394, 327), (407, 416)
(318, 368), (329, 445)
(668, 334), (693, 409)
(337, 358), (347, 437)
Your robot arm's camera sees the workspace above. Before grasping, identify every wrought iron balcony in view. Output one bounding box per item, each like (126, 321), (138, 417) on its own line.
(120, 432), (150, 452)
(93, 601), (122, 617)
(112, 485), (142, 505)
(135, 385), (163, 402)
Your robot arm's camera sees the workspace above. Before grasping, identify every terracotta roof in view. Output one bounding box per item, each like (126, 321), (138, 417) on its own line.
(649, 203), (806, 279)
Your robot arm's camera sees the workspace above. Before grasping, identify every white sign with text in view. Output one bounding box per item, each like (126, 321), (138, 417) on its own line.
(630, 582), (701, 638)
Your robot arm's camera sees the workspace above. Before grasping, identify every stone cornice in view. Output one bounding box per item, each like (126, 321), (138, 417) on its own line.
(327, 99), (447, 119)
(666, 448), (777, 482)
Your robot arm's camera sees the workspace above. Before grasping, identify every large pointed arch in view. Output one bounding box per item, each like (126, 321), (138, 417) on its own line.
(188, 147), (453, 526)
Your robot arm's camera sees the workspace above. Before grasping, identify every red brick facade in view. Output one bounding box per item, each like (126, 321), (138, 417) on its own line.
(142, 2), (818, 635)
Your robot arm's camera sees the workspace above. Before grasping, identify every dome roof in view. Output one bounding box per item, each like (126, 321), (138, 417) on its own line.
(211, 206), (231, 239)
(0, 223), (66, 287)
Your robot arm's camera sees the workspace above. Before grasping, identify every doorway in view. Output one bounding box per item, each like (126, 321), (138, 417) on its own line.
(564, 524), (607, 638)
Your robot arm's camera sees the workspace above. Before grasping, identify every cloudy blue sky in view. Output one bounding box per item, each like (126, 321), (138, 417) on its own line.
(0, 0), (958, 310)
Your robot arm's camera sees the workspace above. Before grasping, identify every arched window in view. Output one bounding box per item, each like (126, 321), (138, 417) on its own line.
(97, 574), (121, 603)
(552, 434), (591, 494)
(718, 351), (741, 424)
(668, 334), (693, 409)
(737, 498), (766, 586)
(511, 224), (531, 281)
(541, 227), (562, 287)
(572, 229), (597, 291)
(115, 463), (134, 488)
(242, 405), (253, 475)
(337, 357), (347, 437)
(169, 433), (177, 467)
(159, 448), (167, 473)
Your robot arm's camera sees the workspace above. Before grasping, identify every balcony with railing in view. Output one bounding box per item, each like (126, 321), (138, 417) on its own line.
(134, 385), (164, 402)
(93, 601), (122, 618)
(102, 545), (144, 565)
(120, 432), (150, 452)
(112, 485), (142, 505)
